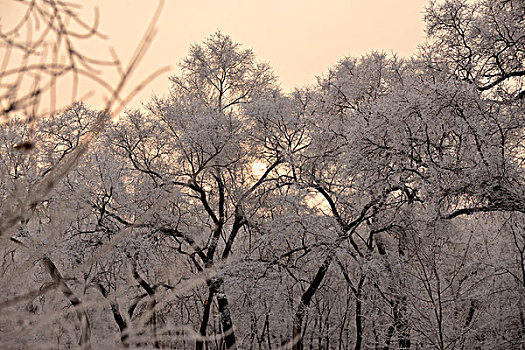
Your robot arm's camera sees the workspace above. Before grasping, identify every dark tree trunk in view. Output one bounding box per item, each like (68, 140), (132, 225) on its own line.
(196, 287), (215, 350)
(196, 277), (238, 350)
(292, 255), (332, 350)
(216, 282), (237, 349)
(42, 257), (92, 350)
(110, 302), (129, 347)
(97, 283), (129, 347)
(132, 266), (160, 348)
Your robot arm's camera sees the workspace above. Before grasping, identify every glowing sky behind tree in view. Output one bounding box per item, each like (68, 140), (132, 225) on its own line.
(1, 0), (426, 110)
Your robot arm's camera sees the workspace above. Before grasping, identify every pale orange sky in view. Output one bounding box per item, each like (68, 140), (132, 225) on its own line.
(1, 0), (427, 110)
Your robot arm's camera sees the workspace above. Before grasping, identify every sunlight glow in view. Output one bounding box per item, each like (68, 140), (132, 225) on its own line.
(251, 161), (267, 177)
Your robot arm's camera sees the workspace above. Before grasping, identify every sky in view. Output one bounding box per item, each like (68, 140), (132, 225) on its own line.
(1, 0), (427, 111)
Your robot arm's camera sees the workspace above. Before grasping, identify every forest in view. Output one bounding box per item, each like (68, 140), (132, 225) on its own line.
(0, 0), (524, 349)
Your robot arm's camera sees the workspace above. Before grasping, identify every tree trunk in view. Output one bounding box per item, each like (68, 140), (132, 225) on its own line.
(196, 277), (237, 350)
(292, 255), (332, 350)
(132, 266), (159, 348)
(97, 283), (129, 347)
(110, 302), (129, 347)
(216, 281), (237, 349)
(42, 257), (92, 350)
(196, 287), (215, 350)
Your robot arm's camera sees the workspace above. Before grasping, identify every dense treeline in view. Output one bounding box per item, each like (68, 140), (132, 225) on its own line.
(1, 0), (524, 349)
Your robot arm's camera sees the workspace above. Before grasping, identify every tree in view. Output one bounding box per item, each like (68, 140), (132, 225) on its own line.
(111, 31), (280, 349)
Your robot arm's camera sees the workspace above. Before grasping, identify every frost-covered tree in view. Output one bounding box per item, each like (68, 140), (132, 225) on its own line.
(107, 31), (282, 349)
